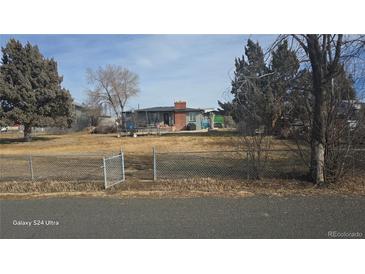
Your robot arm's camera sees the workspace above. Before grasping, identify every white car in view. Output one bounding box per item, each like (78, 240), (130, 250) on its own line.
(0, 126), (8, 132)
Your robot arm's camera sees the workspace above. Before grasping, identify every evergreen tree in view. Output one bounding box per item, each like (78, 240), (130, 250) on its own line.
(230, 40), (270, 134)
(0, 39), (74, 141)
(228, 39), (287, 134)
(0, 72), (6, 127)
(217, 100), (233, 115)
(225, 38), (354, 136)
(269, 39), (300, 133)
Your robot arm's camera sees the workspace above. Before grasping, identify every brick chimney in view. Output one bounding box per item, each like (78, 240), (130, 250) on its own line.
(174, 101), (186, 110)
(174, 101), (187, 130)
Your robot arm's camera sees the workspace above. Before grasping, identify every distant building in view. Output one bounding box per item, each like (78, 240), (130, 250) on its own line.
(125, 101), (225, 131)
(337, 100), (365, 130)
(32, 102), (90, 134)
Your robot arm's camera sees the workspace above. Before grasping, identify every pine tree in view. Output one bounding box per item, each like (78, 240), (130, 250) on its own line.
(228, 39), (274, 134)
(270, 39), (300, 133)
(0, 72), (6, 127)
(0, 39), (74, 141)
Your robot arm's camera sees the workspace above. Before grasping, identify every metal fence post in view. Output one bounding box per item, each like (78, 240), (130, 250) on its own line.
(29, 154), (34, 180)
(121, 149), (125, 181)
(153, 146), (157, 181)
(246, 151), (249, 180)
(102, 157), (107, 188)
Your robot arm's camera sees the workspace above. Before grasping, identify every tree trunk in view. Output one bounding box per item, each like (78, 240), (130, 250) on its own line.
(309, 81), (326, 185)
(307, 35), (326, 185)
(120, 106), (125, 132)
(23, 124), (32, 142)
(310, 139), (325, 184)
(116, 115), (121, 138)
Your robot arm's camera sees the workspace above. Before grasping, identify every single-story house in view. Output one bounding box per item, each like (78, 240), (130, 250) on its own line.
(125, 101), (220, 131)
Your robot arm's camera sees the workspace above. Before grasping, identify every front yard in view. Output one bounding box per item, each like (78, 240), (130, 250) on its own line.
(0, 131), (364, 199)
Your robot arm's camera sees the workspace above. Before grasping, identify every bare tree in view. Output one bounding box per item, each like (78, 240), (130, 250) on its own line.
(86, 65), (140, 135)
(236, 122), (272, 179)
(228, 35), (365, 185)
(283, 34), (365, 185)
(83, 93), (104, 127)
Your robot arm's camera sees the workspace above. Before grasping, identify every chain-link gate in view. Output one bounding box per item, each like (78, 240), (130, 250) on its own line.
(103, 153), (125, 188)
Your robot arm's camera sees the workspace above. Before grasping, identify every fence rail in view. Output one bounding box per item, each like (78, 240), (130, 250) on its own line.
(154, 149), (307, 180)
(153, 148), (365, 181)
(0, 154), (105, 183)
(1, 148), (364, 185)
(0, 152), (126, 189)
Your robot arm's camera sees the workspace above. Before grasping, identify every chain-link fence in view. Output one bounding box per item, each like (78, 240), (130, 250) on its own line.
(0, 154), (105, 183)
(153, 148), (365, 181)
(154, 149), (307, 180)
(0, 152), (125, 188)
(1, 148), (364, 185)
(341, 149), (365, 177)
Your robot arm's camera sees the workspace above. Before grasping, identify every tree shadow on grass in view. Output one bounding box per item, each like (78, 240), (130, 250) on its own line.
(0, 136), (57, 145)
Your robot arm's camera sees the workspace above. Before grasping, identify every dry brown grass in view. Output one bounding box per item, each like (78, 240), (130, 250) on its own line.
(0, 190), (255, 200)
(0, 181), (104, 193)
(112, 177), (365, 196)
(0, 131), (289, 155)
(1, 132), (364, 200)
(1, 176), (364, 200)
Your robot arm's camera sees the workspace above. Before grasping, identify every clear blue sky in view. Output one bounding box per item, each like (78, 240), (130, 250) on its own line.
(0, 34), (276, 110)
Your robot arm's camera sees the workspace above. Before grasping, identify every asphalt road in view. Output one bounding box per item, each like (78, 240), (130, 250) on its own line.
(1, 196), (364, 238)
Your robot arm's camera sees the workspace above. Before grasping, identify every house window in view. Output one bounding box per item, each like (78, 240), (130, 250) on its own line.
(189, 112), (196, 122)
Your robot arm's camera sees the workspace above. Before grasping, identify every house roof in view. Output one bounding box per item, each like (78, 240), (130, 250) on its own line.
(135, 106), (204, 112)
